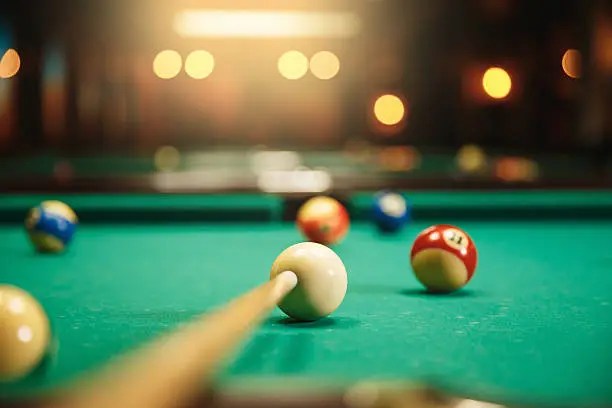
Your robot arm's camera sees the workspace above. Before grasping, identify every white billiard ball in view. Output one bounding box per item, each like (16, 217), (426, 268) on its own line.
(270, 242), (347, 321)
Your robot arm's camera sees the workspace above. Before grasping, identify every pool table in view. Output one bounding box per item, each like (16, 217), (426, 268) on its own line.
(1, 191), (612, 408)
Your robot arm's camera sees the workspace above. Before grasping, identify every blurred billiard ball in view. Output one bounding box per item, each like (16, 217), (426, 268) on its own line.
(25, 201), (78, 253)
(296, 196), (350, 246)
(0, 285), (52, 381)
(372, 191), (410, 233)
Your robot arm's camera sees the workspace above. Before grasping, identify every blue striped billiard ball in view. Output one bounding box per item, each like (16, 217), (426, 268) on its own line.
(372, 191), (410, 233)
(25, 201), (78, 253)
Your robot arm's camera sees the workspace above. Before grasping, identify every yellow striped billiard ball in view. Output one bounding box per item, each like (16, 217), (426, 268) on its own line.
(0, 285), (51, 381)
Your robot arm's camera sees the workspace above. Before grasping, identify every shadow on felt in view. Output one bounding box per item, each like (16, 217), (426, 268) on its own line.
(350, 283), (482, 298)
(400, 288), (482, 298)
(265, 316), (359, 330)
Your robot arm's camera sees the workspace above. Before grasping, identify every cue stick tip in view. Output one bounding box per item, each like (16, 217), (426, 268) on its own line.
(273, 271), (298, 300)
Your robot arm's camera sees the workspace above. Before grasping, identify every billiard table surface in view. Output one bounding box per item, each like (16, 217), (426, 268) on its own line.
(1, 191), (612, 407)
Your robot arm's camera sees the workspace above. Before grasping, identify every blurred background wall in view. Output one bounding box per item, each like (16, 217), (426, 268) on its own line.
(1, 0), (612, 189)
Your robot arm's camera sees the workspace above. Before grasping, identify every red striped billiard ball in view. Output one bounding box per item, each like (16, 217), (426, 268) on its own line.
(297, 196), (349, 246)
(410, 225), (477, 293)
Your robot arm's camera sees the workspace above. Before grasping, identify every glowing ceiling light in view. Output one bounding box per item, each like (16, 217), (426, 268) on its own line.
(174, 10), (361, 39)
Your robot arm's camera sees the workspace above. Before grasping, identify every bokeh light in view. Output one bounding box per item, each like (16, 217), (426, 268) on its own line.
(373, 94), (406, 126)
(495, 157), (539, 182)
(456, 145), (487, 173)
(310, 51), (340, 80)
(173, 10), (362, 39)
(482, 67), (512, 99)
(278, 51), (309, 80)
(562, 49), (581, 79)
(153, 50), (182, 79)
(0, 49), (21, 79)
(379, 146), (421, 172)
(185, 50), (215, 79)
(154, 146), (181, 172)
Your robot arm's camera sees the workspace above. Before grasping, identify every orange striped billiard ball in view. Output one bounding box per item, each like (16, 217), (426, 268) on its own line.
(410, 225), (477, 293)
(296, 196), (349, 246)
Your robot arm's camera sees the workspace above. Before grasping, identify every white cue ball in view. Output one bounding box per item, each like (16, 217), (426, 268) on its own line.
(270, 242), (347, 321)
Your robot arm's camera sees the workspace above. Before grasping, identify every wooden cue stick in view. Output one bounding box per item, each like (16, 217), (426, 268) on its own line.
(48, 271), (299, 408)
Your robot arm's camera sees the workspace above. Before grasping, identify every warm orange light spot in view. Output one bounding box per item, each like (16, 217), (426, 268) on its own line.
(310, 51), (340, 80)
(374, 94), (405, 126)
(562, 49), (581, 79)
(153, 50), (182, 79)
(482, 67), (512, 99)
(278, 50), (308, 80)
(495, 157), (539, 182)
(0, 49), (21, 79)
(185, 50), (215, 79)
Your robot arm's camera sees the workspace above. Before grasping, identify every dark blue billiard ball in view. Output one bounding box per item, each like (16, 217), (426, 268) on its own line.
(25, 201), (78, 253)
(372, 191), (410, 233)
